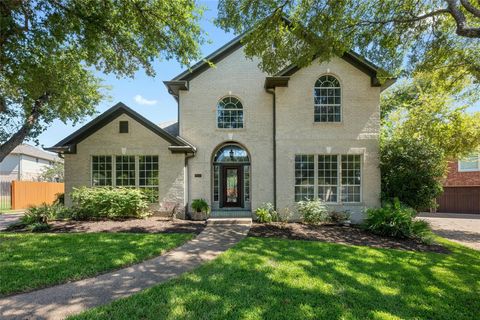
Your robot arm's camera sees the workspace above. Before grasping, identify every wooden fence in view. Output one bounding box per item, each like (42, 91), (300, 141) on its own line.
(11, 181), (64, 210)
(0, 180), (11, 210)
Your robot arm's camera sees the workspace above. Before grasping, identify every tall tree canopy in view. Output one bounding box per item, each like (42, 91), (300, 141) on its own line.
(217, 0), (480, 81)
(0, 0), (204, 161)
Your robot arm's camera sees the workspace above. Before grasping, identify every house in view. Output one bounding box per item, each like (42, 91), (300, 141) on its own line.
(0, 144), (62, 182)
(436, 154), (480, 214)
(46, 34), (394, 222)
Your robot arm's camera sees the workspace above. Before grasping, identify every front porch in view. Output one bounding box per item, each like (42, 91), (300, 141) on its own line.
(210, 210), (253, 218)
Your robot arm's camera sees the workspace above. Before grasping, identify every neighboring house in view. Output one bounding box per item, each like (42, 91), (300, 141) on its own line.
(0, 144), (62, 181)
(437, 154), (480, 214)
(47, 34), (394, 222)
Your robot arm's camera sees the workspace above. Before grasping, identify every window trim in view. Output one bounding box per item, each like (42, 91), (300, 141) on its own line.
(294, 154), (363, 204)
(313, 74), (343, 123)
(216, 95), (245, 129)
(458, 154), (480, 172)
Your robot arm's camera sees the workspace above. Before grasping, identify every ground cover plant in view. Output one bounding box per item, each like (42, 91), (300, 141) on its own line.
(70, 236), (479, 320)
(0, 232), (193, 296)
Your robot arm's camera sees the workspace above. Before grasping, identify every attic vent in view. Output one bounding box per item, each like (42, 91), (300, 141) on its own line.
(119, 121), (129, 133)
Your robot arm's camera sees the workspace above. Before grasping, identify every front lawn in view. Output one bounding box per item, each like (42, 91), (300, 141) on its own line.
(0, 232), (193, 296)
(71, 237), (479, 320)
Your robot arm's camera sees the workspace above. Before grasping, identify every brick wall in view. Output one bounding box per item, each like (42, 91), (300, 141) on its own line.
(444, 161), (480, 187)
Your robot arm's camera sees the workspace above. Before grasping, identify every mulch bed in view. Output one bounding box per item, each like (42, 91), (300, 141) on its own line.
(48, 217), (206, 235)
(249, 223), (449, 254)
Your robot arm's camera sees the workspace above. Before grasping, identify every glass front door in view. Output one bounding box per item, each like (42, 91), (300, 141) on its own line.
(222, 166), (243, 207)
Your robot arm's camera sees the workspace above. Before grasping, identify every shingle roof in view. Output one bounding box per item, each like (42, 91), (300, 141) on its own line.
(12, 144), (62, 162)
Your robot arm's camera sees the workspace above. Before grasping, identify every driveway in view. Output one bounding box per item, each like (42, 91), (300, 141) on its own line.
(418, 213), (480, 250)
(0, 213), (23, 230)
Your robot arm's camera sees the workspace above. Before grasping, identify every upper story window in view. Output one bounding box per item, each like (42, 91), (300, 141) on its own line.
(217, 96), (244, 129)
(459, 154), (480, 172)
(314, 75), (341, 122)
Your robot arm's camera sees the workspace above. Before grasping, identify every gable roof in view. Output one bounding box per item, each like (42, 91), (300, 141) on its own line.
(165, 29), (395, 95)
(45, 102), (195, 154)
(11, 144), (62, 162)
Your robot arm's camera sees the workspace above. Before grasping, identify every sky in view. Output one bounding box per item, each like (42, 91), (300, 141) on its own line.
(37, 0), (480, 148)
(38, 1), (234, 148)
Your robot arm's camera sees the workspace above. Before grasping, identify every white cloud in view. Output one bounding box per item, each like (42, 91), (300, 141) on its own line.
(134, 94), (158, 106)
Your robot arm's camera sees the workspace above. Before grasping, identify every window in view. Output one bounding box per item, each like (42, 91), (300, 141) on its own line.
(119, 121), (129, 133)
(244, 165), (250, 202)
(459, 154), (480, 172)
(91, 155), (159, 202)
(217, 96), (244, 129)
(115, 156), (135, 186)
(92, 156), (112, 186)
(213, 165), (220, 201)
(341, 155), (361, 202)
(139, 156), (159, 202)
(294, 154), (362, 203)
(314, 75), (341, 122)
(318, 155), (338, 202)
(294, 155), (315, 201)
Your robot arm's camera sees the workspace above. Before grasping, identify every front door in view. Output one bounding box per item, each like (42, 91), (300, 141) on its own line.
(221, 166), (243, 207)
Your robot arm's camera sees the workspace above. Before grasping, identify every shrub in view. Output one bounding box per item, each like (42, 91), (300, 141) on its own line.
(380, 137), (446, 210)
(70, 187), (149, 220)
(255, 203), (277, 223)
(365, 199), (432, 241)
(22, 203), (74, 225)
(54, 192), (65, 205)
(191, 199), (209, 213)
(297, 199), (329, 225)
(329, 210), (351, 224)
(22, 203), (59, 224)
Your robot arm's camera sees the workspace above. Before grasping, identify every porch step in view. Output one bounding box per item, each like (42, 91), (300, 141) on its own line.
(207, 218), (252, 225)
(210, 210), (252, 218)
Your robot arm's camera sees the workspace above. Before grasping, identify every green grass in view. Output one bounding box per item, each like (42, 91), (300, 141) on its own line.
(0, 232), (193, 296)
(71, 237), (479, 320)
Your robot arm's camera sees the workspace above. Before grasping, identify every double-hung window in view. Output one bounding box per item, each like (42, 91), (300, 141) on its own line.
(295, 154), (362, 203)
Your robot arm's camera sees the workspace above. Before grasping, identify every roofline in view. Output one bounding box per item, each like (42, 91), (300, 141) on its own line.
(47, 102), (196, 154)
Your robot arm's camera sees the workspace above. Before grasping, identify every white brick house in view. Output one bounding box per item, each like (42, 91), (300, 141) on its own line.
(47, 35), (394, 222)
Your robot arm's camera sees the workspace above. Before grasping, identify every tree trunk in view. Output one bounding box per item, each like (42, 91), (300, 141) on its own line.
(0, 95), (47, 162)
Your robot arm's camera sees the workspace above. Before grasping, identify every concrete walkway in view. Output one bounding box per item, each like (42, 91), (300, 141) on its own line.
(0, 224), (250, 320)
(0, 213), (23, 230)
(418, 213), (480, 250)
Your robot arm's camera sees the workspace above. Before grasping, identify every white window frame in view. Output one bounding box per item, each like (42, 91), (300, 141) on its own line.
(216, 96), (244, 129)
(90, 155), (159, 202)
(314, 75), (342, 123)
(458, 154), (480, 172)
(294, 154), (363, 204)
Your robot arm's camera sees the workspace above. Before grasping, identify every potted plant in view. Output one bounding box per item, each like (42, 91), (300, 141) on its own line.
(190, 199), (210, 220)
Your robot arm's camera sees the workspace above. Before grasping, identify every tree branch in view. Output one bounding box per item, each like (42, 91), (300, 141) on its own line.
(0, 93), (49, 162)
(460, 0), (480, 17)
(446, 0), (480, 37)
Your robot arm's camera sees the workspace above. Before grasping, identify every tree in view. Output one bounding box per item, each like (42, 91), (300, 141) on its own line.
(216, 0), (480, 82)
(380, 136), (446, 210)
(0, 0), (205, 161)
(39, 161), (64, 182)
(381, 70), (480, 160)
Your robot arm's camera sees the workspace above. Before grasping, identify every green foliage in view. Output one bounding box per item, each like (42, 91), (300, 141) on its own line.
(0, 1), (205, 155)
(365, 199), (433, 242)
(70, 187), (149, 220)
(54, 193), (65, 206)
(22, 203), (59, 224)
(297, 199), (329, 225)
(191, 199), (209, 213)
(382, 71), (480, 160)
(381, 136), (446, 210)
(0, 233), (193, 295)
(255, 202), (277, 223)
(217, 1), (480, 84)
(39, 162), (64, 182)
(27, 223), (51, 233)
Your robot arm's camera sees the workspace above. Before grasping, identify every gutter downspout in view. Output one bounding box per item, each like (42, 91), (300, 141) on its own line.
(266, 88), (277, 210)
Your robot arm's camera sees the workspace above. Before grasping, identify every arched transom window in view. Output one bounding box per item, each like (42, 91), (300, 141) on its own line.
(314, 75), (341, 122)
(217, 96), (244, 129)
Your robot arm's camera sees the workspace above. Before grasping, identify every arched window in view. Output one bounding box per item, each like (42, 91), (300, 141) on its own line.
(213, 145), (250, 163)
(314, 75), (341, 122)
(217, 96), (244, 129)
